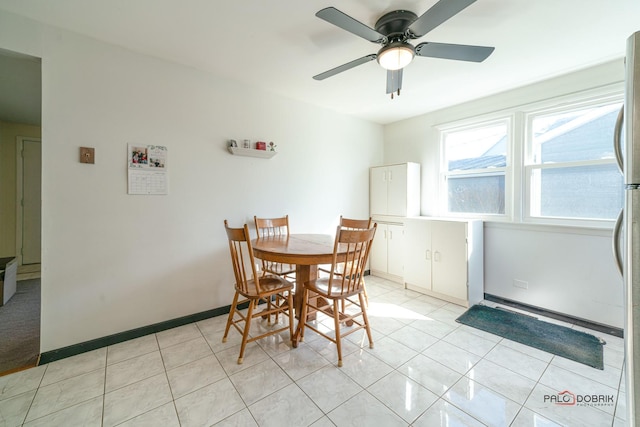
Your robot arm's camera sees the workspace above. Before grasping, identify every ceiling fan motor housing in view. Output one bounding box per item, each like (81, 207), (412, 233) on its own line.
(374, 10), (418, 40)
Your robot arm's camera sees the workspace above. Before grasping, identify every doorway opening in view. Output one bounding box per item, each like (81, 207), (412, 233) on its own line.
(0, 47), (42, 375)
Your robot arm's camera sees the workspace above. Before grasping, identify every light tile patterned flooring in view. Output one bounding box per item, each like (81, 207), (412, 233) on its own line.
(0, 276), (627, 426)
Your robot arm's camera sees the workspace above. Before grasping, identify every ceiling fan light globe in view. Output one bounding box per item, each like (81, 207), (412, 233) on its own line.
(377, 43), (415, 70)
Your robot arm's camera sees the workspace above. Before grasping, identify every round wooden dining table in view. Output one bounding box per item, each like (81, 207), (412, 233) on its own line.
(251, 233), (346, 315)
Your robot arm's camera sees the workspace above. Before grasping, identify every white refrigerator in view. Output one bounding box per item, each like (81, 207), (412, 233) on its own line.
(613, 30), (640, 425)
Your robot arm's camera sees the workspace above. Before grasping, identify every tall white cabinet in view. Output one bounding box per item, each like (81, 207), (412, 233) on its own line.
(370, 163), (420, 218)
(369, 163), (420, 283)
(404, 217), (483, 307)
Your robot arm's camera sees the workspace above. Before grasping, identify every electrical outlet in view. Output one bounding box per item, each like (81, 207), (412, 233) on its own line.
(513, 279), (528, 289)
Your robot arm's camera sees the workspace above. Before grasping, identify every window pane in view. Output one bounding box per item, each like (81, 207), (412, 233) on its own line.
(448, 175), (505, 214)
(530, 164), (623, 219)
(444, 123), (507, 171)
(531, 103), (622, 164)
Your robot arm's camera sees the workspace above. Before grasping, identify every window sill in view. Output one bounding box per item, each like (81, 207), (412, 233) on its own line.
(484, 220), (614, 237)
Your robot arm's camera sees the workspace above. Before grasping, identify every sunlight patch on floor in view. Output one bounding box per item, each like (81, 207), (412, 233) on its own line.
(367, 302), (430, 321)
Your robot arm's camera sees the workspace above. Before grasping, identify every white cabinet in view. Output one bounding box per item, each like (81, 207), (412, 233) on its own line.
(404, 217), (483, 307)
(370, 163), (420, 218)
(370, 222), (404, 283)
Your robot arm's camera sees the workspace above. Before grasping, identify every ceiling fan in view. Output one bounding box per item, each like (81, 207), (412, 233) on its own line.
(313, 0), (495, 98)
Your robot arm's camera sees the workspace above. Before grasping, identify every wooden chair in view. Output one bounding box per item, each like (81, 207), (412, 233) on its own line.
(222, 220), (295, 364)
(295, 224), (377, 367)
(254, 215), (296, 281)
(319, 216), (373, 306)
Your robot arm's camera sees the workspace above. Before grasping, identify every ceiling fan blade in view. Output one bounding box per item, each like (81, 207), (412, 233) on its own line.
(386, 69), (403, 94)
(415, 42), (494, 62)
(313, 54), (377, 80)
(408, 0), (476, 38)
(316, 7), (385, 43)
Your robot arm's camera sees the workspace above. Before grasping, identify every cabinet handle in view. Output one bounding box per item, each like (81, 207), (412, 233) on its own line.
(426, 249), (431, 260)
(389, 230), (393, 239)
(389, 171), (393, 181)
(434, 251), (441, 262)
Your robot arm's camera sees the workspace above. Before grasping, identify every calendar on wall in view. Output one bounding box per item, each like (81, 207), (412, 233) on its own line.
(127, 144), (168, 195)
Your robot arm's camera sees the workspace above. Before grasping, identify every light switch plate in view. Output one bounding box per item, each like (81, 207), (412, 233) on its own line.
(80, 147), (95, 164)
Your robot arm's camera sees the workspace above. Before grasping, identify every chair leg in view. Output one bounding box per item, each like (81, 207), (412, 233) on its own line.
(333, 299), (343, 367)
(359, 292), (374, 349)
(223, 292), (239, 342)
(275, 294), (281, 323)
(362, 282), (369, 307)
(295, 287), (309, 344)
(267, 297), (273, 324)
(238, 299), (256, 364)
(286, 291), (295, 345)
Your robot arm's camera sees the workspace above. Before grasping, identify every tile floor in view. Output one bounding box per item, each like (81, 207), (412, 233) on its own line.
(0, 276), (627, 426)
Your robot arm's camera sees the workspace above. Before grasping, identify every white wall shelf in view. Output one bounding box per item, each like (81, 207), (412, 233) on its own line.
(228, 147), (276, 159)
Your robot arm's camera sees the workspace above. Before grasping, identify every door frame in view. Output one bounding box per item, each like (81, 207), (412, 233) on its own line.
(15, 136), (42, 268)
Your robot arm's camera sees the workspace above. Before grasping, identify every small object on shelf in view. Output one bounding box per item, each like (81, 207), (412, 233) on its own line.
(269, 142), (277, 151)
(229, 139), (237, 148)
(228, 146), (276, 159)
(243, 139), (250, 148)
(256, 141), (266, 150)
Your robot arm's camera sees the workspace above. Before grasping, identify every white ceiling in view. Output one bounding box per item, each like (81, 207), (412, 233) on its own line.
(0, 0), (639, 125)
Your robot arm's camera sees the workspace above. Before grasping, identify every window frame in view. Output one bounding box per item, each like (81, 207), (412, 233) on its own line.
(522, 94), (624, 227)
(438, 116), (513, 221)
(435, 84), (624, 228)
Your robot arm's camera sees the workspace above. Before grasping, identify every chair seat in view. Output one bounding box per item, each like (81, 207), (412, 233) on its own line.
(305, 277), (362, 299)
(237, 275), (293, 298)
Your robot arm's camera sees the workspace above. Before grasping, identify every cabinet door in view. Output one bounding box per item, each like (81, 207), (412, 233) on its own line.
(387, 224), (404, 277)
(370, 167), (388, 216)
(369, 223), (388, 273)
(386, 164), (408, 216)
(404, 220), (432, 289)
(431, 221), (468, 300)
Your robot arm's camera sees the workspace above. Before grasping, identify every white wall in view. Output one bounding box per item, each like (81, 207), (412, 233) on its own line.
(0, 10), (383, 352)
(384, 60), (625, 328)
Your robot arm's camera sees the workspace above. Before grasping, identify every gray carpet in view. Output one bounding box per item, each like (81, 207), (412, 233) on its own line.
(0, 278), (40, 374)
(456, 304), (605, 369)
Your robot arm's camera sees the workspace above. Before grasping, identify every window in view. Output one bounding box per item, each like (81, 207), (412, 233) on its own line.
(525, 100), (623, 222)
(438, 88), (624, 226)
(441, 120), (510, 216)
